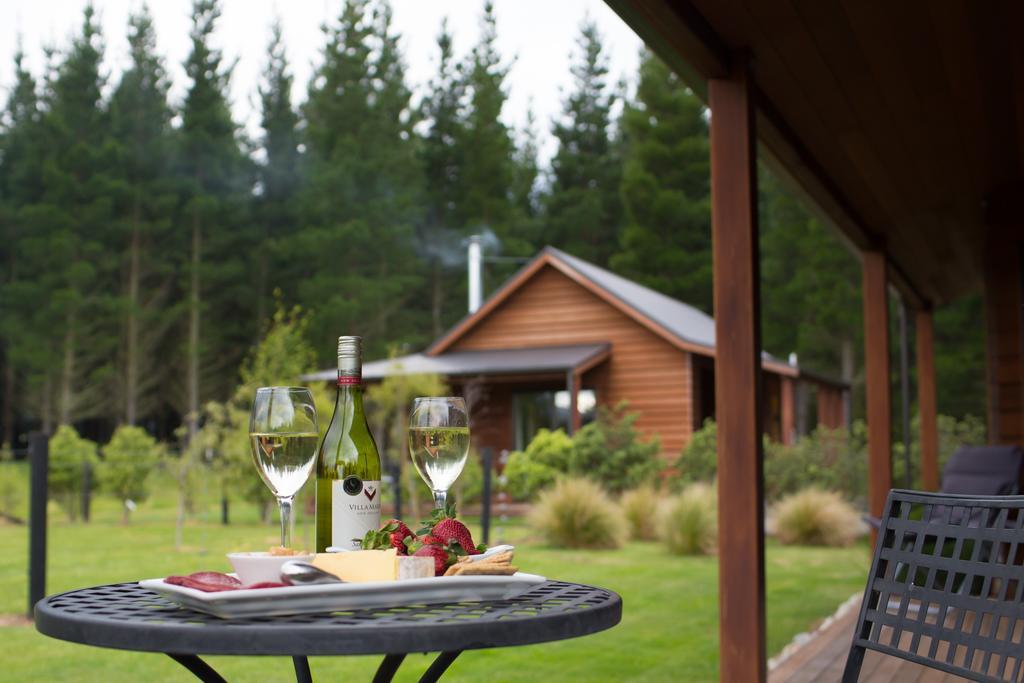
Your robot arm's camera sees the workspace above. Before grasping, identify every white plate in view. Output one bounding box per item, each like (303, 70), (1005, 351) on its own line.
(138, 573), (547, 620)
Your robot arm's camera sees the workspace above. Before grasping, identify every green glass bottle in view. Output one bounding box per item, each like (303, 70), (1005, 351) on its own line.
(315, 336), (382, 552)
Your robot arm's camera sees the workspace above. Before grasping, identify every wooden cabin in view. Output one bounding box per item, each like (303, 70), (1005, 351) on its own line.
(310, 247), (847, 458)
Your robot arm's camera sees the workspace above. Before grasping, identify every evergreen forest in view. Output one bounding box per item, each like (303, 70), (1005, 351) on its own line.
(0, 0), (985, 447)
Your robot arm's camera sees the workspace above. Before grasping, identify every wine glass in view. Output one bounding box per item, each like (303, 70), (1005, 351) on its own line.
(249, 387), (319, 549)
(408, 397), (470, 510)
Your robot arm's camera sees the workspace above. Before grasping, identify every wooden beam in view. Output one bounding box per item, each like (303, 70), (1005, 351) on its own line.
(603, 0), (730, 95)
(862, 250), (893, 528)
(916, 309), (940, 491)
(983, 236), (1024, 445)
(709, 55), (766, 683)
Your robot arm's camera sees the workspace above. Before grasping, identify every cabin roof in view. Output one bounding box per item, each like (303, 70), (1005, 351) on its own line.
(302, 343), (610, 382)
(543, 247), (718, 349)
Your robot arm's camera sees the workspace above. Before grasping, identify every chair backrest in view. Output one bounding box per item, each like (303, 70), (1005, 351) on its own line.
(941, 444), (1024, 496)
(843, 489), (1024, 683)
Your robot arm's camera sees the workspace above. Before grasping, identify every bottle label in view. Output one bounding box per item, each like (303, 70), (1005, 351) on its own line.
(331, 478), (381, 550)
(337, 373), (361, 387)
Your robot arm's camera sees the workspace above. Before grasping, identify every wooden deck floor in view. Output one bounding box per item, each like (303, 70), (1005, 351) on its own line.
(768, 598), (972, 683)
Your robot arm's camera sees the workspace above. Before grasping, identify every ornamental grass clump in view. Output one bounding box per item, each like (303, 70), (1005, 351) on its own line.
(770, 487), (863, 547)
(528, 477), (626, 549)
(660, 483), (717, 555)
(620, 486), (660, 541)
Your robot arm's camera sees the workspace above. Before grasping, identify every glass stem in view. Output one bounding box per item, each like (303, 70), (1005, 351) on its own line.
(279, 496), (294, 548)
(433, 489), (448, 511)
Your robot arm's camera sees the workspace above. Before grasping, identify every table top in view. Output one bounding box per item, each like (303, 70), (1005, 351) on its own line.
(34, 580), (622, 657)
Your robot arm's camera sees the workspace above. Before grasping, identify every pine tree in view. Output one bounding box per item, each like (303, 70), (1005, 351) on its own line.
(759, 168), (862, 387)
(0, 47), (44, 440)
(545, 20), (622, 265)
(419, 18), (466, 336)
(510, 109), (542, 251)
(35, 5), (118, 425)
(108, 7), (177, 425)
(255, 18), (301, 328)
(178, 0), (251, 438)
(300, 0), (425, 359)
(458, 2), (520, 252)
(611, 50), (711, 311)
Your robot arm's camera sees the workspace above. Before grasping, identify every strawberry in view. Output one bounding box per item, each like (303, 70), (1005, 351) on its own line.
(361, 519), (416, 554)
(385, 519), (415, 554)
(432, 517), (478, 554)
(412, 541), (462, 576)
(418, 499), (486, 555)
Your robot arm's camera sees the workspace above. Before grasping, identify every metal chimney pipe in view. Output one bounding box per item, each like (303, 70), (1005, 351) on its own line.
(468, 235), (483, 313)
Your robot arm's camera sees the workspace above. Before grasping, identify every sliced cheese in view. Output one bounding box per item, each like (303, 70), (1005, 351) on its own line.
(312, 550), (437, 582)
(313, 549), (397, 582)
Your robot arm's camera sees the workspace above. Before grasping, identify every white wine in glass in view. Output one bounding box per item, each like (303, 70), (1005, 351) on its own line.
(249, 387), (318, 549)
(408, 397), (470, 510)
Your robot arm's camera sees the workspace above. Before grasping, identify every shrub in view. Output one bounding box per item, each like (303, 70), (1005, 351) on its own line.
(502, 428), (575, 500)
(100, 426), (164, 523)
(528, 477), (625, 549)
(620, 486), (660, 541)
(770, 488), (863, 547)
(454, 449), (484, 504)
(763, 426), (867, 504)
(673, 419), (869, 504)
(660, 483), (717, 555)
(48, 425), (100, 521)
(570, 402), (661, 494)
(0, 444), (25, 522)
(674, 419), (717, 488)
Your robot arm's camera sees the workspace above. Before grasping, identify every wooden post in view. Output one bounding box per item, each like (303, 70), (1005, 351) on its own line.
(566, 371), (582, 435)
(780, 377), (796, 445)
(916, 309), (940, 491)
(862, 251), (893, 532)
(709, 55), (766, 683)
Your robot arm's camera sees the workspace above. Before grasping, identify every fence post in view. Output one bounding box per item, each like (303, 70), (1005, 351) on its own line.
(81, 459), (92, 522)
(28, 431), (48, 618)
(392, 462), (403, 522)
(481, 447), (492, 546)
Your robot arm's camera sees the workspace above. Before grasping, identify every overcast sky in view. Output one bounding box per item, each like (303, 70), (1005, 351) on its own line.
(0, 0), (643, 164)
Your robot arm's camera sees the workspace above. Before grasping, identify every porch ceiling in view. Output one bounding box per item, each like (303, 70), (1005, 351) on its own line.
(607, 0), (1022, 306)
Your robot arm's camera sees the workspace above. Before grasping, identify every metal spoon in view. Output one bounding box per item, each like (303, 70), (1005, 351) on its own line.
(280, 561), (344, 586)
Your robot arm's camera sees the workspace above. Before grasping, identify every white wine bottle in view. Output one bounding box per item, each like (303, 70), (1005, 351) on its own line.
(315, 336), (382, 552)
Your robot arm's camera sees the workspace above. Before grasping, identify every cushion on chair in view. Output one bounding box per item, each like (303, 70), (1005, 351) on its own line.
(940, 445), (1023, 496)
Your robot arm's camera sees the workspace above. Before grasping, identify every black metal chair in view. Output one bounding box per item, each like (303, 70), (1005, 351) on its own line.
(844, 489), (1024, 682)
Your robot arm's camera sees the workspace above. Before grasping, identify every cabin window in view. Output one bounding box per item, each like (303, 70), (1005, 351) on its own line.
(513, 389), (597, 450)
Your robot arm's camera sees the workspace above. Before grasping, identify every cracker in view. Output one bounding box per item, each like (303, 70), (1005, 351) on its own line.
(455, 551), (514, 566)
(449, 563), (518, 576)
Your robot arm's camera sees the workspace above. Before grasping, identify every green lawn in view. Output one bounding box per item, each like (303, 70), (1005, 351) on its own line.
(0, 474), (869, 682)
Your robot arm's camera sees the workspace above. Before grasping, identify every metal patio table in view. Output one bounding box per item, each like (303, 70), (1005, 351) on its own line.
(34, 579), (622, 682)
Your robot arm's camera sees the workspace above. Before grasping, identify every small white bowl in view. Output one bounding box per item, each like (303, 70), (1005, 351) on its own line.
(226, 552), (315, 585)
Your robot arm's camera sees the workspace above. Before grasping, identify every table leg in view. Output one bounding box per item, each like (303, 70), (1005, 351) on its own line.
(372, 654), (406, 683)
(293, 655), (312, 683)
(419, 651), (462, 683)
(167, 654), (227, 683)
